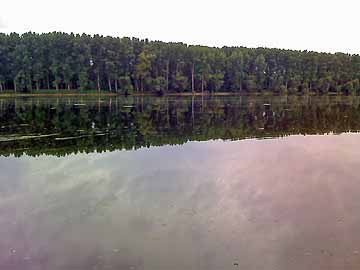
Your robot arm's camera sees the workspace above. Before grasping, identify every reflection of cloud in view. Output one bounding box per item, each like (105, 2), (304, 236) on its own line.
(2, 135), (360, 269)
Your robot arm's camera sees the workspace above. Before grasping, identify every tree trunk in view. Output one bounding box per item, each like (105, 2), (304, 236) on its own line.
(0, 82), (3, 92)
(115, 79), (118, 92)
(201, 74), (204, 94)
(36, 82), (40, 91)
(97, 73), (101, 92)
(166, 60), (169, 93)
(191, 63), (195, 93)
(134, 80), (139, 92)
(46, 75), (50, 89)
(67, 84), (70, 91)
(108, 78), (112, 91)
(13, 80), (17, 93)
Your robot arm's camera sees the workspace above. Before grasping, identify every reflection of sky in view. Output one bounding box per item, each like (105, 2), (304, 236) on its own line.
(1, 134), (360, 269)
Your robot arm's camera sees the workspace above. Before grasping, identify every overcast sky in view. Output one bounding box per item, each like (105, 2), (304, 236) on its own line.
(1, 0), (359, 54)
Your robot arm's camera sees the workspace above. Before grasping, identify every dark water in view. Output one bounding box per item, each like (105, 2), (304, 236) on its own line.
(1, 96), (360, 270)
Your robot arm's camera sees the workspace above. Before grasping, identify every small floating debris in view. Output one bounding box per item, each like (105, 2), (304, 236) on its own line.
(263, 103), (271, 106)
(10, 248), (16, 254)
(74, 103), (86, 106)
(123, 105), (135, 108)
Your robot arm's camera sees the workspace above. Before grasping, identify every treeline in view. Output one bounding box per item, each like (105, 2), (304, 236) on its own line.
(0, 32), (359, 94)
(1, 96), (360, 157)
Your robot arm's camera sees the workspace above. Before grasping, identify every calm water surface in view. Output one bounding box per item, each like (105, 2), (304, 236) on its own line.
(1, 96), (360, 270)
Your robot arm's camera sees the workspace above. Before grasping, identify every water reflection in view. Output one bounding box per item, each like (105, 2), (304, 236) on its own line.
(1, 96), (360, 269)
(0, 95), (360, 156)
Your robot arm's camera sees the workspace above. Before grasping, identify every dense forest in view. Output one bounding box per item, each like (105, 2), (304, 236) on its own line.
(1, 96), (360, 157)
(0, 32), (359, 94)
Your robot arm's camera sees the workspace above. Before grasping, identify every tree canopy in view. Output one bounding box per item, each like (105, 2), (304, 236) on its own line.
(0, 32), (359, 94)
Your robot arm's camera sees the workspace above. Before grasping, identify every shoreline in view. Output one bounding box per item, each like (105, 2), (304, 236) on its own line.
(0, 91), (344, 98)
(0, 92), (252, 98)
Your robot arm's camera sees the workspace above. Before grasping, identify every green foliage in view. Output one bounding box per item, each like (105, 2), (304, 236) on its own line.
(0, 32), (359, 94)
(153, 76), (166, 94)
(135, 50), (153, 91)
(173, 73), (188, 92)
(119, 75), (134, 94)
(78, 70), (89, 90)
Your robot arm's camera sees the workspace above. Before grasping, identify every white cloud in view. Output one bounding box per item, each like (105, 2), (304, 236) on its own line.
(1, 0), (359, 54)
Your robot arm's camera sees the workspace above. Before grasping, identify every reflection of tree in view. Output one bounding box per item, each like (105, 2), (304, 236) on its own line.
(1, 96), (360, 157)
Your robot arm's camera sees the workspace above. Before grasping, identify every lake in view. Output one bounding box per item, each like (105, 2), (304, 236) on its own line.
(1, 95), (360, 270)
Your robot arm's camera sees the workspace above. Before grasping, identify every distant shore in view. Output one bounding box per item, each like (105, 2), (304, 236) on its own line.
(0, 91), (252, 98)
(0, 90), (344, 98)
